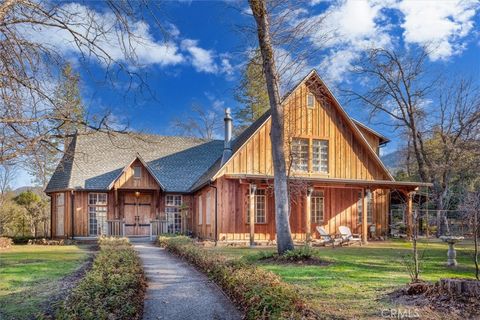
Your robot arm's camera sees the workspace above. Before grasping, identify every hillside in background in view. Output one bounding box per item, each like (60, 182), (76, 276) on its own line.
(381, 150), (405, 174)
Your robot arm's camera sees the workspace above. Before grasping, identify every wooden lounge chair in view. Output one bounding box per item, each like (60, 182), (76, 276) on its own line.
(315, 226), (340, 247)
(338, 226), (362, 246)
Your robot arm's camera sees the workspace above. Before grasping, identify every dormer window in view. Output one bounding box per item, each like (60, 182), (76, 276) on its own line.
(307, 93), (314, 108)
(133, 166), (142, 179)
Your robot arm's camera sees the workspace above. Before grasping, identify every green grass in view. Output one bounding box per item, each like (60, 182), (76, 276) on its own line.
(0, 245), (90, 320)
(207, 240), (477, 319)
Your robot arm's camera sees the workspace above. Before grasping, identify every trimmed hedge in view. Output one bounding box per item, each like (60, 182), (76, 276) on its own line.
(57, 237), (146, 320)
(158, 236), (318, 319)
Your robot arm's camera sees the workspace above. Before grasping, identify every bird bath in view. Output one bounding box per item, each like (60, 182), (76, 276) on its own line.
(440, 236), (464, 267)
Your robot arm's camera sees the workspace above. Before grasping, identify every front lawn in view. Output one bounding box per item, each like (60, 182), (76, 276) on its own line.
(207, 240), (476, 319)
(0, 244), (91, 320)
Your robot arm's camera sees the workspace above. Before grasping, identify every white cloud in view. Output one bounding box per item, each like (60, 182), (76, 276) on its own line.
(307, 0), (392, 83)
(21, 3), (184, 68)
(395, 0), (478, 60)
(181, 39), (234, 75)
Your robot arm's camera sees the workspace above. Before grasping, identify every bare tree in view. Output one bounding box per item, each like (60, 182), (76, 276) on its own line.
(0, 0), (166, 163)
(172, 104), (223, 140)
(344, 47), (480, 218)
(460, 190), (480, 280)
(249, 0), (294, 254)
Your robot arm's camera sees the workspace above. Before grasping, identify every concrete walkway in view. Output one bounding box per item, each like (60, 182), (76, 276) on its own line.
(134, 242), (242, 320)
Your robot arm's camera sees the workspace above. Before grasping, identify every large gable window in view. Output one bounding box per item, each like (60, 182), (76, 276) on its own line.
(247, 189), (266, 224)
(312, 139), (328, 173)
(291, 138), (309, 172)
(291, 138), (329, 173)
(88, 193), (107, 236)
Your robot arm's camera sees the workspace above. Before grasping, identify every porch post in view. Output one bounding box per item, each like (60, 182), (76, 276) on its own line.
(249, 183), (257, 247)
(306, 187), (314, 244)
(362, 188), (368, 244)
(114, 187), (119, 219)
(406, 191), (413, 239)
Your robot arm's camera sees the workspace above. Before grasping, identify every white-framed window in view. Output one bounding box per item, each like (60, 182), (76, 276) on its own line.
(88, 193), (108, 236)
(291, 138), (309, 172)
(312, 140), (328, 173)
(198, 195), (203, 225)
(133, 166), (142, 179)
(56, 193), (65, 236)
(206, 191), (211, 225)
(166, 195), (182, 206)
(307, 93), (314, 108)
(247, 189), (267, 224)
(166, 195), (182, 233)
(311, 191), (324, 223)
(358, 191), (373, 224)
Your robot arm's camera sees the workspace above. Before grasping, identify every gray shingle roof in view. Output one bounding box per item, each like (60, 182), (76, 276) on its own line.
(45, 132), (224, 193)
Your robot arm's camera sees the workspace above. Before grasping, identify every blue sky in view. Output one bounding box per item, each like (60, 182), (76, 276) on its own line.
(13, 0), (480, 187)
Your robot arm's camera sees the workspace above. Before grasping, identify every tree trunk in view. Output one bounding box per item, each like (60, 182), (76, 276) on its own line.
(475, 210), (479, 280)
(249, 0), (294, 254)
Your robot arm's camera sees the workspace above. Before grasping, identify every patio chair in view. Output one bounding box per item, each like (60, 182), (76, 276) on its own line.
(338, 226), (362, 246)
(315, 226), (340, 247)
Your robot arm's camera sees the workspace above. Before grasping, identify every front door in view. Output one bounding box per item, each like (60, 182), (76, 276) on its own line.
(124, 193), (152, 236)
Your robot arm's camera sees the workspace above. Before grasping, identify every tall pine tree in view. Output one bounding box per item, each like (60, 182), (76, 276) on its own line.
(27, 63), (85, 188)
(234, 49), (270, 133)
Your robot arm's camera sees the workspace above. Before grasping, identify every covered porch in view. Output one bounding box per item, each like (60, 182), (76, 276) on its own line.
(221, 174), (431, 245)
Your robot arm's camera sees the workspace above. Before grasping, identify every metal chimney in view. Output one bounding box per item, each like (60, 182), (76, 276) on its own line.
(221, 108), (233, 164)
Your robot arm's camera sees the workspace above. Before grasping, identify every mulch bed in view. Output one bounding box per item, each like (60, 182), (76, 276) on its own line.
(388, 280), (480, 320)
(258, 256), (330, 266)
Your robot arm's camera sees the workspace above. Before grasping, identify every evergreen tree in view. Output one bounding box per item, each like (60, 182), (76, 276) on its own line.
(53, 63), (85, 146)
(234, 49), (270, 133)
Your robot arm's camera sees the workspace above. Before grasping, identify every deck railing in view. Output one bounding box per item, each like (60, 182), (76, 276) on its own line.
(150, 219), (169, 239)
(107, 220), (125, 237)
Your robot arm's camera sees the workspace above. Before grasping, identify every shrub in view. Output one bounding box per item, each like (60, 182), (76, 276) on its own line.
(158, 236), (318, 319)
(57, 237), (145, 320)
(0, 236), (13, 249)
(278, 246), (314, 262)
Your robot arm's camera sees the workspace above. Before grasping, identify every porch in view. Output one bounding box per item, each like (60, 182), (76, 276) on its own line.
(216, 174), (431, 245)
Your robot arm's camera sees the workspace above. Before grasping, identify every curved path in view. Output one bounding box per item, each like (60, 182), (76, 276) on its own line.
(133, 242), (242, 320)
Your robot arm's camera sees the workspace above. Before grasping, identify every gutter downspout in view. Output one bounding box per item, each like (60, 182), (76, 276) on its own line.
(70, 190), (74, 240)
(209, 182), (218, 245)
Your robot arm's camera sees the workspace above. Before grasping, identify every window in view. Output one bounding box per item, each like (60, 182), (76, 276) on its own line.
(307, 93), (314, 108)
(166, 195), (182, 233)
(198, 195), (203, 225)
(291, 138), (309, 172)
(56, 193), (65, 236)
(312, 140), (328, 173)
(133, 166), (142, 179)
(291, 138), (329, 173)
(311, 191), (324, 223)
(166, 195), (182, 206)
(206, 191), (211, 225)
(88, 193), (108, 236)
(247, 189), (266, 224)
(357, 191), (363, 223)
(358, 190), (373, 224)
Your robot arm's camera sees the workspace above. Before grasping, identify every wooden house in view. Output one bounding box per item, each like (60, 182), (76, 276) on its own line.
(45, 70), (429, 243)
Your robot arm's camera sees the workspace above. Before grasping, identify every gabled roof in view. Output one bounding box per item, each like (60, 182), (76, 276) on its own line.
(352, 119), (390, 145)
(46, 69), (394, 194)
(193, 69), (394, 190)
(107, 154), (166, 190)
(45, 132), (224, 193)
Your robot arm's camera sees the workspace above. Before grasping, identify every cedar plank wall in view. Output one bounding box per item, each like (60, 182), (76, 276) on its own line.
(113, 159), (159, 190)
(213, 177), (390, 241)
(218, 82), (390, 180)
(212, 82), (392, 240)
(357, 126), (381, 155)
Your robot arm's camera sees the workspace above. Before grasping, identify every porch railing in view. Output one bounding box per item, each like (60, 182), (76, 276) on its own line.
(150, 219), (168, 240)
(107, 220), (125, 237)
